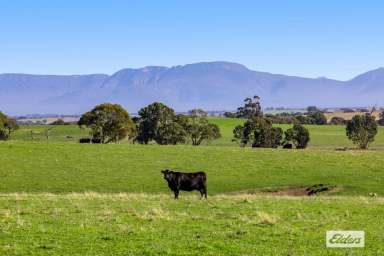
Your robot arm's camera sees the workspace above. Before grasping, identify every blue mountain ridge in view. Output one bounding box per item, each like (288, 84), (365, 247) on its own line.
(0, 62), (383, 115)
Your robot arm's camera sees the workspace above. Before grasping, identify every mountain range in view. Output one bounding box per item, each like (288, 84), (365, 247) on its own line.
(1, 61), (383, 115)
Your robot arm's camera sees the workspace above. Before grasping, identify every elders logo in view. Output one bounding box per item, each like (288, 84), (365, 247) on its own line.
(326, 231), (365, 248)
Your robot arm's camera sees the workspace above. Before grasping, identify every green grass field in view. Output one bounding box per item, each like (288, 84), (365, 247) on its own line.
(1, 194), (383, 255)
(208, 118), (384, 149)
(1, 118), (384, 255)
(10, 125), (89, 143)
(1, 142), (383, 196)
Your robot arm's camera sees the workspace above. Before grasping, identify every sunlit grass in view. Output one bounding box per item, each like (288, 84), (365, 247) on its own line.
(1, 193), (383, 255)
(0, 141), (383, 196)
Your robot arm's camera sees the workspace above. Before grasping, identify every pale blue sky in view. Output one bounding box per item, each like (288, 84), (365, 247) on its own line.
(1, 0), (383, 80)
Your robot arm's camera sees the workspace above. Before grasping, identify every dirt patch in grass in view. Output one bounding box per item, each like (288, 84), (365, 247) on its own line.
(264, 187), (310, 196)
(260, 184), (342, 196)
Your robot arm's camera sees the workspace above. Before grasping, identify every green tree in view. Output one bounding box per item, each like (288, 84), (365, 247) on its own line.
(0, 112), (8, 140)
(329, 116), (346, 125)
(346, 114), (377, 149)
(0, 111), (19, 140)
(50, 118), (67, 125)
(284, 124), (310, 149)
(295, 115), (313, 125)
(180, 109), (221, 145)
(378, 111), (384, 126)
(269, 126), (284, 148)
(233, 125), (246, 145)
(137, 102), (186, 145)
(233, 96), (282, 148)
(155, 121), (186, 145)
(309, 111), (327, 125)
(306, 106), (320, 113)
(78, 103), (135, 143)
(233, 117), (282, 148)
(236, 95), (263, 119)
(223, 111), (236, 118)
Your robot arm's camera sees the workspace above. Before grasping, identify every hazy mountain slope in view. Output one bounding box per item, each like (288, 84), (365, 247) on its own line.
(0, 74), (108, 114)
(98, 62), (346, 111)
(0, 62), (383, 115)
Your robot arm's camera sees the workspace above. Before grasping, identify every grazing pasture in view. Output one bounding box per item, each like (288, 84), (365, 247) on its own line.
(1, 194), (383, 255)
(1, 118), (384, 255)
(208, 118), (384, 149)
(0, 142), (383, 195)
(10, 124), (89, 143)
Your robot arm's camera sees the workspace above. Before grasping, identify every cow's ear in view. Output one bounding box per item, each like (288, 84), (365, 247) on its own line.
(161, 170), (165, 174)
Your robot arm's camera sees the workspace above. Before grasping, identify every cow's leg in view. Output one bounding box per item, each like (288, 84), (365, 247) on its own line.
(174, 190), (179, 199)
(199, 189), (204, 199)
(203, 186), (207, 199)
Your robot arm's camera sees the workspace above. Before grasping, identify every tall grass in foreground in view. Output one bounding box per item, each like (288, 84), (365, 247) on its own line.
(1, 193), (383, 255)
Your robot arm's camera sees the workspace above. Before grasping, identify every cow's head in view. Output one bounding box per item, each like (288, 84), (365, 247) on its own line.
(161, 169), (173, 181)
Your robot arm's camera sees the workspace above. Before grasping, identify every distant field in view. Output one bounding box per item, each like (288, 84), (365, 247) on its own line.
(11, 125), (90, 143)
(325, 111), (381, 121)
(11, 118), (384, 149)
(15, 116), (79, 124)
(1, 193), (383, 255)
(208, 118), (384, 149)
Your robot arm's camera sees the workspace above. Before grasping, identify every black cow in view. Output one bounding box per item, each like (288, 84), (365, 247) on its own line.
(91, 138), (102, 144)
(161, 169), (207, 199)
(79, 138), (91, 143)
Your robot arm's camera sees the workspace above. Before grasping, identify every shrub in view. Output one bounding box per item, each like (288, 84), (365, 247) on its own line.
(284, 124), (310, 149)
(50, 119), (68, 125)
(329, 117), (346, 125)
(346, 114), (377, 149)
(309, 111), (327, 125)
(223, 112), (237, 118)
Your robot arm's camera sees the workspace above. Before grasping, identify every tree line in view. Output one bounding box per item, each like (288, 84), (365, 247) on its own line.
(224, 105), (328, 125)
(78, 102), (221, 146)
(0, 97), (379, 149)
(76, 98), (311, 148)
(226, 105), (384, 126)
(232, 96), (310, 149)
(230, 96), (378, 150)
